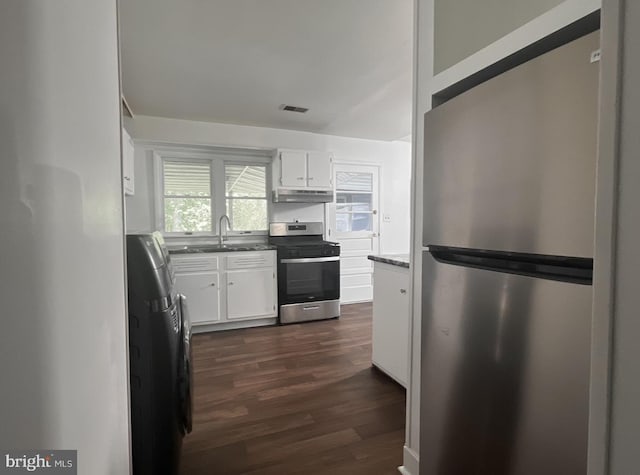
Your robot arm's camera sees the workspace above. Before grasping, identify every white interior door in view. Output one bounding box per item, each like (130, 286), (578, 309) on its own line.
(326, 163), (380, 303)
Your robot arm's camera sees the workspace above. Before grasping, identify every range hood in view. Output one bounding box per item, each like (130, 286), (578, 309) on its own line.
(272, 188), (334, 203)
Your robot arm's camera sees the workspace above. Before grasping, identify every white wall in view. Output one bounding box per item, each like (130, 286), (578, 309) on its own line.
(124, 115), (412, 254)
(433, 0), (565, 73)
(604, 0), (640, 472)
(0, 1), (131, 473)
(407, 1), (602, 474)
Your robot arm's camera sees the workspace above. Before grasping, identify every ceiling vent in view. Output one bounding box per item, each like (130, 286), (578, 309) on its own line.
(280, 104), (309, 113)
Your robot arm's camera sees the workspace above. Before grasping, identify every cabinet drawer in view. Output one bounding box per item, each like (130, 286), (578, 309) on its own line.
(171, 255), (219, 273)
(226, 252), (273, 270)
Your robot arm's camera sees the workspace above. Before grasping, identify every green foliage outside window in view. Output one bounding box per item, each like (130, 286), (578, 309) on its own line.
(227, 199), (267, 231)
(164, 197), (212, 233)
(162, 160), (268, 233)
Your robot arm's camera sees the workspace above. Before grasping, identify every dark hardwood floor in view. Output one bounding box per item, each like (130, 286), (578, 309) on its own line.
(180, 302), (406, 475)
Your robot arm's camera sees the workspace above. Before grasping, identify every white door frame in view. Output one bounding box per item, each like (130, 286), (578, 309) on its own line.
(326, 162), (381, 303)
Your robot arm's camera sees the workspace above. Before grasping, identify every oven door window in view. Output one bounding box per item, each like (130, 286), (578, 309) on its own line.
(282, 260), (339, 303)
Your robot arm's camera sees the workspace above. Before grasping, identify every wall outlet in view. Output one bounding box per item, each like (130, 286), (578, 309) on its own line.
(383, 214), (391, 223)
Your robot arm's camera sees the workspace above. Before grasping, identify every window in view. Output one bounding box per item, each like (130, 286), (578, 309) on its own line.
(161, 157), (268, 234)
(225, 165), (268, 231)
(335, 171), (374, 232)
(163, 160), (213, 233)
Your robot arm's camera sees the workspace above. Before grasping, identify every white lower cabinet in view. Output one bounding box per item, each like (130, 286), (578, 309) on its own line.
(227, 268), (276, 319)
(174, 272), (220, 324)
(171, 250), (277, 331)
(371, 262), (410, 387)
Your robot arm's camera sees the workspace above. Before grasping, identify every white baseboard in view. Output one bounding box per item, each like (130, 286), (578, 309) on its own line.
(398, 446), (419, 475)
(192, 317), (277, 333)
(342, 300), (373, 305)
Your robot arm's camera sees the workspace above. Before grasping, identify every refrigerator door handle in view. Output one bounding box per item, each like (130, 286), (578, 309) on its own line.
(427, 245), (593, 285)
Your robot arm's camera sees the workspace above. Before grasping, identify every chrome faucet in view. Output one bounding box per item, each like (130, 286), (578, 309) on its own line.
(218, 214), (231, 246)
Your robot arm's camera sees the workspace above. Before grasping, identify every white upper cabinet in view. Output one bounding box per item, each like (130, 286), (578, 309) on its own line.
(275, 149), (333, 190)
(279, 150), (308, 187)
(307, 151), (333, 188)
(122, 128), (135, 195)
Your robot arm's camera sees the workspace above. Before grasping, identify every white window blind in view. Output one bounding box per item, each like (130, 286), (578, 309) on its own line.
(163, 160), (213, 233)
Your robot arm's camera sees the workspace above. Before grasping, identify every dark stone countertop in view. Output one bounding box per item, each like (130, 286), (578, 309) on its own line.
(367, 254), (410, 269)
(169, 244), (277, 254)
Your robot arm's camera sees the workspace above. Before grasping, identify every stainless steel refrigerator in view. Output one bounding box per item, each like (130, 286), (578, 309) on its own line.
(420, 31), (600, 475)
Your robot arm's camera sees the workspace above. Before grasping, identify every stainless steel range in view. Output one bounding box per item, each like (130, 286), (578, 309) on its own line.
(269, 222), (340, 324)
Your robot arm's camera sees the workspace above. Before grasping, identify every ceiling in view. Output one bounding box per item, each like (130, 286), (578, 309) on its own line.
(119, 0), (413, 141)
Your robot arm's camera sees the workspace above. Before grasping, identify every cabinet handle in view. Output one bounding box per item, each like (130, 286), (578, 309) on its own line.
(308, 177), (314, 180)
(228, 282), (234, 286)
(210, 283), (216, 287)
(400, 289), (407, 294)
(297, 176), (305, 180)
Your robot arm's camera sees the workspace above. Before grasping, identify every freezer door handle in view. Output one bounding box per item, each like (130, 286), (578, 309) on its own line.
(427, 245), (593, 285)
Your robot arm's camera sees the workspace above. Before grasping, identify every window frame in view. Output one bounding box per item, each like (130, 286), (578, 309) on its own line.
(152, 146), (272, 237)
(224, 161), (269, 233)
(162, 156), (216, 235)
(334, 170), (376, 234)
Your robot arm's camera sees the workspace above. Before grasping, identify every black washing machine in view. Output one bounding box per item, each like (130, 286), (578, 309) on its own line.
(126, 232), (193, 475)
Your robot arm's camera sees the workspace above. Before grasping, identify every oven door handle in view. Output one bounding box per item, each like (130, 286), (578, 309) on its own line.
(280, 257), (340, 264)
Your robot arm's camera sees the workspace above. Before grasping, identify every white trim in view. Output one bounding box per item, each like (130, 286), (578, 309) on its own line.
(152, 150), (163, 230)
(429, 0), (601, 95)
(134, 140), (274, 159)
(151, 145), (270, 237)
(588, 1), (619, 472)
(330, 159), (383, 168)
(398, 446), (419, 475)
(340, 297), (372, 305)
(406, 0), (433, 464)
(192, 317), (278, 333)
(588, 1), (622, 474)
(121, 95), (134, 118)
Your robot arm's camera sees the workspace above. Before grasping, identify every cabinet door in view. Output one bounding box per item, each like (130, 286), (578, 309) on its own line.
(372, 265), (410, 386)
(279, 151), (308, 187)
(174, 272), (220, 325)
(306, 151), (332, 189)
(122, 128), (135, 195)
(226, 268), (276, 319)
